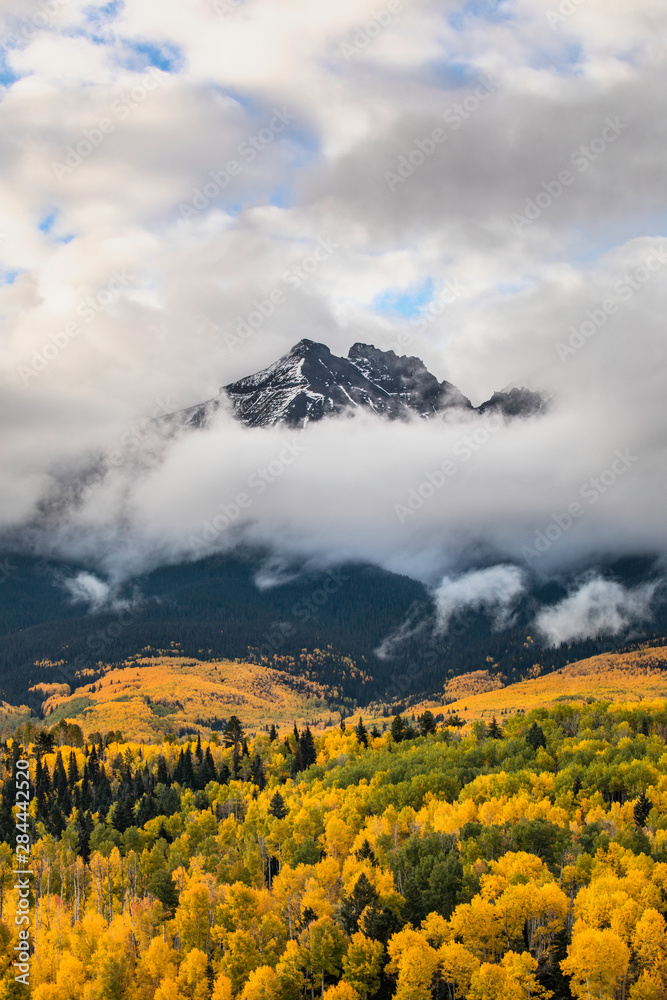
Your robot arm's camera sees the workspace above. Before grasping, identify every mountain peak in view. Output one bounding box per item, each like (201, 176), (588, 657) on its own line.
(167, 339), (546, 430)
(288, 338), (330, 357)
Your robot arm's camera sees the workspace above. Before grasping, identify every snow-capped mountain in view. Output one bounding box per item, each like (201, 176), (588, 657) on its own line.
(171, 339), (546, 429)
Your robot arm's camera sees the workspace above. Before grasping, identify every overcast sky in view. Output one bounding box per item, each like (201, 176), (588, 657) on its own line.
(0, 0), (665, 640)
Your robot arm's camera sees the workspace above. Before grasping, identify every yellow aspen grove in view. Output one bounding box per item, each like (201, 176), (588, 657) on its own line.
(561, 927), (631, 1000)
(437, 941), (480, 999)
(9, 698), (667, 1000)
(240, 965), (281, 1000)
(342, 932), (384, 999)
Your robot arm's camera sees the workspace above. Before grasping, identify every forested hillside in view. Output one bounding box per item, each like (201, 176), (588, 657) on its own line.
(1, 552), (664, 709)
(3, 699), (667, 998)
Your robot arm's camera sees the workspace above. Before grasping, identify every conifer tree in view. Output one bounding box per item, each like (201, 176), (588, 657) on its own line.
(300, 727), (317, 768)
(157, 754), (171, 786)
(252, 754), (266, 790)
(67, 750), (80, 787)
(419, 711), (437, 736)
(390, 715), (406, 743)
(487, 716), (503, 739)
(526, 722), (547, 750)
(340, 873), (379, 935)
(634, 790), (653, 829)
(355, 718), (369, 748)
(202, 746), (217, 785)
(269, 791), (288, 819)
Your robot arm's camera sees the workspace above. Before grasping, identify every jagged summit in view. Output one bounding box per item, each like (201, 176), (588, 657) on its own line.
(168, 339), (546, 430)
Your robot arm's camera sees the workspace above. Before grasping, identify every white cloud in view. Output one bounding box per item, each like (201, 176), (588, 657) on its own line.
(62, 571), (113, 611)
(0, 0), (665, 589)
(433, 564), (527, 634)
(535, 575), (663, 645)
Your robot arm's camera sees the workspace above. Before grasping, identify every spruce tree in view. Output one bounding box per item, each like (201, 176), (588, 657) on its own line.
(634, 790), (653, 829)
(355, 717), (369, 748)
(113, 797), (135, 833)
(419, 711), (437, 736)
(299, 727), (317, 768)
(52, 752), (67, 797)
(269, 791), (288, 819)
(340, 873), (379, 934)
(390, 715), (405, 743)
(224, 716), (245, 749)
(487, 717), (503, 739)
(202, 747), (217, 785)
(526, 722), (547, 751)
(67, 750), (80, 787)
(157, 754), (171, 786)
(252, 754), (266, 791)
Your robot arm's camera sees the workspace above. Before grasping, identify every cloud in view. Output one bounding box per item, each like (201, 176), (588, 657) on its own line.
(62, 571), (114, 611)
(0, 0), (665, 592)
(535, 575), (663, 645)
(433, 564), (526, 634)
(374, 601), (429, 660)
(61, 570), (138, 613)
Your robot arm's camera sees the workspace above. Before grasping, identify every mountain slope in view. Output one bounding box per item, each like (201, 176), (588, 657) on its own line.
(418, 643), (667, 722)
(169, 339), (546, 430)
(37, 655), (340, 740)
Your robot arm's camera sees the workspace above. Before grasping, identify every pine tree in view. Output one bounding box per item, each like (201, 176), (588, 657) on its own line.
(269, 724), (278, 742)
(35, 730), (55, 757)
(67, 750), (80, 787)
(355, 717), (369, 748)
(252, 754), (266, 791)
(47, 803), (66, 838)
(88, 744), (100, 783)
(269, 791), (288, 819)
(487, 717), (503, 739)
(340, 873), (379, 935)
(390, 716), (406, 743)
(157, 754), (171, 786)
(75, 810), (94, 863)
(202, 747), (217, 785)
(300, 727), (317, 768)
(356, 839), (377, 865)
(218, 762), (231, 785)
(290, 742), (304, 778)
(419, 711), (437, 736)
(93, 766), (113, 818)
(195, 735), (203, 763)
(52, 752), (67, 797)
(634, 790), (653, 829)
(113, 796), (135, 833)
(182, 747), (195, 788)
(525, 722), (547, 751)
(224, 716), (245, 749)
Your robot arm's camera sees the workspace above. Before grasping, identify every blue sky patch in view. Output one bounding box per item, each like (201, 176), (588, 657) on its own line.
(38, 210), (57, 235)
(0, 270), (21, 286)
(120, 40), (183, 74)
(373, 278), (434, 318)
(450, 0), (513, 31)
(0, 50), (21, 89)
